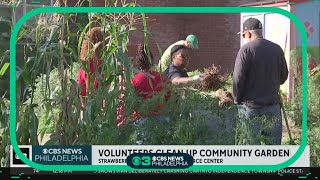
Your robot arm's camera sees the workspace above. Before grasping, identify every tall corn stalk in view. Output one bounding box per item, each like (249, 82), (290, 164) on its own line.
(0, 53), (10, 167)
(2, 1), (220, 164)
(14, 0), (151, 146)
(0, 0), (23, 167)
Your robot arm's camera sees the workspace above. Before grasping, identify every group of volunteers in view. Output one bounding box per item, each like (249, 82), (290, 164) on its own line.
(76, 18), (288, 145)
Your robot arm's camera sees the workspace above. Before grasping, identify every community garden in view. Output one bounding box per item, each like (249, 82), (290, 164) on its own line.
(0, 0), (319, 168)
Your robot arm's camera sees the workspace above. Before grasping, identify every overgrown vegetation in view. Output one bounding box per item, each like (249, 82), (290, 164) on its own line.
(307, 74), (320, 167)
(0, 0), (319, 169)
(283, 49), (320, 166)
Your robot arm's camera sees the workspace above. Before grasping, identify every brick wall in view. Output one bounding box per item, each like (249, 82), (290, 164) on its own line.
(69, 0), (260, 73)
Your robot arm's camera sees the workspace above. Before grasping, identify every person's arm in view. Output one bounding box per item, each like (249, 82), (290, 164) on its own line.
(233, 47), (250, 105)
(279, 49), (289, 85)
(167, 65), (204, 86)
(80, 96), (86, 109)
(171, 75), (201, 86)
(159, 46), (172, 73)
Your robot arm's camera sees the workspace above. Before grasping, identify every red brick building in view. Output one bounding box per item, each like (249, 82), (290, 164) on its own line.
(69, 0), (260, 73)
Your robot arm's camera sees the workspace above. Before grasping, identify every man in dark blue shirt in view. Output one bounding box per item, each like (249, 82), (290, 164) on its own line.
(233, 18), (289, 145)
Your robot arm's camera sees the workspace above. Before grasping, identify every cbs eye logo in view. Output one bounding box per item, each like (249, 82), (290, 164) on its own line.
(10, 145), (32, 167)
(132, 156), (151, 166)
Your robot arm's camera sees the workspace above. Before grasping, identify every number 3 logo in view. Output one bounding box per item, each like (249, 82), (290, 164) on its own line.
(141, 156), (151, 166)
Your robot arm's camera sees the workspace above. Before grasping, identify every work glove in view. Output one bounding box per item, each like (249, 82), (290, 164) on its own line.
(192, 73), (205, 81)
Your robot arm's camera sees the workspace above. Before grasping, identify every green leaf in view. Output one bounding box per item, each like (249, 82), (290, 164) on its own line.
(123, 2), (136, 7)
(28, 106), (39, 145)
(16, 28), (28, 42)
(0, 63), (9, 77)
(63, 44), (78, 62)
(104, 74), (115, 87)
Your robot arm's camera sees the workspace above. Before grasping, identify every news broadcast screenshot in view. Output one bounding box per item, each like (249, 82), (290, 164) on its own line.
(0, 0), (319, 179)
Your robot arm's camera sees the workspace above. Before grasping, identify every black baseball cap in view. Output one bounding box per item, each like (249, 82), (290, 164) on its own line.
(237, 18), (263, 34)
(170, 44), (188, 59)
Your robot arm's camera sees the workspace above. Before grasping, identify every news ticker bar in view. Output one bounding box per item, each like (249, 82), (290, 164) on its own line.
(10, 145), (310, 168)
(4, 167), (316, 176)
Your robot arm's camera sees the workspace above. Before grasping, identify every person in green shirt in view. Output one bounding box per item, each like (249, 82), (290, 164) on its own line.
(158, 34), (199, 73)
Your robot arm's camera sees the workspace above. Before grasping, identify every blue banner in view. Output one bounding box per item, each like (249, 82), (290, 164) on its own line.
(32, 146), (91, 165)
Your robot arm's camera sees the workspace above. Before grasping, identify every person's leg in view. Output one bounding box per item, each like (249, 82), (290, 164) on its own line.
(259, 104), (282, 145)
(133, 117), (148, 145)
(237, 104), (261, 145)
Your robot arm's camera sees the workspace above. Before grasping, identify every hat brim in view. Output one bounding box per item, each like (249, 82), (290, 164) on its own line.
(237, 28), (262, 34)
(192, 43), (199, 49)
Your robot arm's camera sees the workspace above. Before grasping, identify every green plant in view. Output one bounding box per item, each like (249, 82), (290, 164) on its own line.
(307, 75), (320, 166)
(0, 94), (10, 167)
(187, 69), (201, 77)
(13, 0), (154, 146)
(0, 0), (22, 167)
(235, 115), (281, 145)
(32, 62), (81, 143)
(288, 48), (320, 166)
(3, 0), (318, 168)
